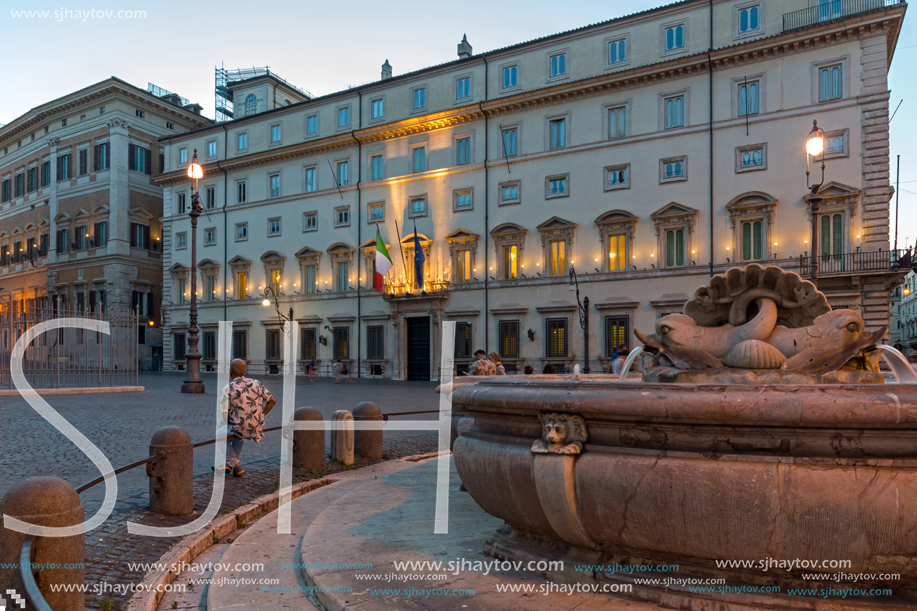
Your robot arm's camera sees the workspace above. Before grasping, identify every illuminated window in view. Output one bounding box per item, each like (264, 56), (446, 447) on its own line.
(545, 318), (568, 357)
(549, 240), (566, 276)
(503, 245), (517, 279)
(236, 272), (247, 300)
(456, 250), (472, 283)
(270, 269), (281, 295)
(609, 234), (626, 271)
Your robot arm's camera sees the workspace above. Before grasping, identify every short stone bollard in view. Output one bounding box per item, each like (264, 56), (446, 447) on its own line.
(293, 407), (325, 471)
(353, 401), (383, 459)
(331, 410), (355, 466)
(149, 426), (193, 516)
(0, 477), (85, 611)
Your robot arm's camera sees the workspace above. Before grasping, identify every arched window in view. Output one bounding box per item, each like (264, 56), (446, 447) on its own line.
(244, 94), (257, 116)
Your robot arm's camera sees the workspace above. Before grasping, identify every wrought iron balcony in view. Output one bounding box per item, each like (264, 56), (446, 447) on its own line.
(383, 280), (450, 299)
(797, 249), (913, 276)
(783, 0), (904, 32)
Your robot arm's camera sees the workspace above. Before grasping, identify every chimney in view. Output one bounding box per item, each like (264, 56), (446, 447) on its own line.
(381, 60), (393, 80)
(457, 34), (472, 59)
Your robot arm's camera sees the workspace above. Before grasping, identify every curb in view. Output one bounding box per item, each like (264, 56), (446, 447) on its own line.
(125, 476), (335, 611)
(0, 386), (144, 396)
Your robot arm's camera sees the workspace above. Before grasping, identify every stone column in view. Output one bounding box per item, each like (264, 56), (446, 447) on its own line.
(0, 477), (85, 611)
(47, 138), (60, 265)
(331, 410), (354, 465)
(107, 118), (131, 258)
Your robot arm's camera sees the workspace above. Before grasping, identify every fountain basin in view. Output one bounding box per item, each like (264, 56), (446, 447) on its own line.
(452, 378), (917, 607)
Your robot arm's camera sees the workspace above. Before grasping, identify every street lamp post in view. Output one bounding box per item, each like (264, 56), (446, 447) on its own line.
(181, 150), (205, 394)
(261, 286), (294, 323)
(568, 265), (590, 374)
(805, 120), (827, 285)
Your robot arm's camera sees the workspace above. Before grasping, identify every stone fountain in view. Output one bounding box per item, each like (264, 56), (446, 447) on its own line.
(452, 265), (917, 610)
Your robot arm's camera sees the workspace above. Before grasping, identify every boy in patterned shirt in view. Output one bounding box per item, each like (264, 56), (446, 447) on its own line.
(218, 359), (276, 476)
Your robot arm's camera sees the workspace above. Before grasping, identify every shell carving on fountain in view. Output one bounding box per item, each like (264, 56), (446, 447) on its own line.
(635, 264), (887, 383)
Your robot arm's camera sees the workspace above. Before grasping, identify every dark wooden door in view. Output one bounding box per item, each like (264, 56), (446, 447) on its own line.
(406, 317), (431, 381)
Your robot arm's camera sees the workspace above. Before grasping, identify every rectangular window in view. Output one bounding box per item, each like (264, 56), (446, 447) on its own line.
(545, 318), (568, 357)
(205, 276), (216, 301)
(179, 148), (187, 164)
(270, 125), (281, 143)
(336, 206), (351, 226)
(269, 218), (282, 236)
(454, 189), (473, 211)
(665, 229), (685, 267)
(130, 223), (150, 249)
(78, 149), (88, 175)
(94, 143), (110, 171)
(337, 160), (350, 186)
(57, 154), (70, 181)
(266, 329), (281, 360)
(549, 118), (566, 149)
(205, 186), (215, 210)
(270, 174), (281, 198)
(500, 182), (520, 204)
(130, 145), (149, 174)
(75, 226), (86, 250)
(609, 39), (627, 64)
(738, 81), (759, 116)
(608, 106), (626, 139)
(606, 164), (629, 190)
(303, 265), (316, 293)
(202, 331), (216, 360)
(549, 177), (568, 195)
(205, 228), (216, 245)
(604, 316), (630, 356)
(455, 322), (472, 359)
(410, 197), (427, 217)
(663, 158), (686, 181)
(270, 269), (281, 295)
(665, 24), (685, 50)
(371, 99), (384, 119)
(338, 107), (350, 127)
(174, 333), (186, 361)
(306, 115), (318, 135)
(237, 181), (247, 203)
(236, 272), (247, 300)
(499, 320), (520, 359)
(550, 53), (567, 77)
(502, 65), (518, 88)
(231, 330), (247, 360)
(207, 140), (217, 157)
(369, 202), (385, 222)
(337, 262), (350, 291)
(549, 240), (566, 276)
(236, 223), (248, 241)
(740, 147), (764, 168)
(176, 278), (187, 305)
(608, 233), (626, 271)
(303, 211), (318, 231)
(665, 95), (685, 128)
(739, 5), (759, 32)
(300, 327), (317, 360)
(176, 192), (187, 214)
(412, 88), (426, 110)
(456, 249), (472, 282)
(14, 173), (24, 196)
(27, 167), (37, 192)
(370, 155), (384, 180)
(1, 179), (9, 202)
(237, 133), (247, 150)
(367, 325), (385, 360)
(56, 229), (68, 253)
(333, 327), (350, 359)
(820, 214), (844, 257)
(456, 77), (470, 99)
(176, 233), (187, 249)
(412, 147), (426, 173)
(819, 65), (843, 102)
(742, 220), (764, 261)
(305, 166), (317, 192)
(503, 245), (518, 279)
(501, 128), (518, 157)
(456, 137), (471, 165)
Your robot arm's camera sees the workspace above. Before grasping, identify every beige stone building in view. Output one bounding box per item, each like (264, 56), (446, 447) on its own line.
(0, 78), (210, 367)
(158, 0), (907, 379)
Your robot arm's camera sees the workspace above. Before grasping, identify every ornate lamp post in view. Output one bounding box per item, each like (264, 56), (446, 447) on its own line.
(181, 150), (205, 393)
(805, 120), (826, 285)
(568, 265), (590, 374)
(261, 286), (293, 323)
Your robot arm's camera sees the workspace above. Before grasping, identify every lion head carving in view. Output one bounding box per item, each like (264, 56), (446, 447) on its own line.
(531, 412), (588, 455)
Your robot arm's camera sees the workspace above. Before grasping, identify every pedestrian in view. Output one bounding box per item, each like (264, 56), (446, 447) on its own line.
(612, 348), (630, 375)
(333, 358), (344, 384)
(488, 352), (506, 375)
(523, 365), (534, 375)
(908, 353), (917, 373)
(467, 349), (497, 375)
(542, 364), (557, 374)
(307, 363), (315, 382)
(217, 359), (276, 477)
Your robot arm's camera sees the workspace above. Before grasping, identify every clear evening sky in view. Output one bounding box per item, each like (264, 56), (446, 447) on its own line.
(1, 0), (913, 247)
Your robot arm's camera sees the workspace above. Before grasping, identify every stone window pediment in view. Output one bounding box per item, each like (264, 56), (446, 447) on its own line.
(198, 259), (220, 278)
(444, 228), (480, 254)
(807, 181), (860, 216)
(228, 255), (251, 271)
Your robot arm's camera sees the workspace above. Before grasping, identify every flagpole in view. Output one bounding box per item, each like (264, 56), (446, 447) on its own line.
(393, 219), (409, 290)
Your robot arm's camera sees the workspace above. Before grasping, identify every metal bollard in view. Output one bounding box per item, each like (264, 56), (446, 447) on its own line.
(149, 426), (193, 516)
(293, 407), (325, 471)
(331, 410), (354, 466)
(353, 401), (383, 459)
(0, 477), (84, 611)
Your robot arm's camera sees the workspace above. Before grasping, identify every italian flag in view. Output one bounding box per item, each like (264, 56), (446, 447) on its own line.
(374, 227), (393, 293)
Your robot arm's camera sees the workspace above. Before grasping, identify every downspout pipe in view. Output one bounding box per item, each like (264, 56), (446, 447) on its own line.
(218, 123), (229, 323)
(481, 56), (489, 353)
(354, 90), (362, 378)
(708, 0), (715, 278)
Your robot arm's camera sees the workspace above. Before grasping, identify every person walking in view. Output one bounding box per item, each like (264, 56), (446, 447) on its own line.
(333, 358), (344, 384)
(488, 352), (506, 375)
(307, 363), (315, 382)
(612, 348), (630, 375)
(467, 349), (497, 375)
(217, 358), (276, 477)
